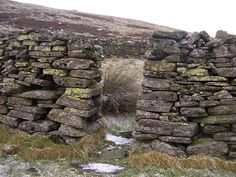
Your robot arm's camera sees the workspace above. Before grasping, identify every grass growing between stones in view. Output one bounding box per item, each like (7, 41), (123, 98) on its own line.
(128, 151), (236, 172)
(0, 124), (106, 162)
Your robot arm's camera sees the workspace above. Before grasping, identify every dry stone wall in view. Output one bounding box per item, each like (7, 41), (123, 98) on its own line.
(133, 30), (236, 159)
(0, 29), (103, 144)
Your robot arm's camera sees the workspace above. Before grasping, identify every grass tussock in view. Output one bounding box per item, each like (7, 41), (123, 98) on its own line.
(128, 151), (236, 172)
(102, 60), (142, 114)
(0, 124), (106, 161)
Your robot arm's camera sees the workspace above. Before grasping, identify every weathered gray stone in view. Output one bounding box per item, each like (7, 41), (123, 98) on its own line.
(136, 110), (159, 120)
(0, 96), (7, 105)
(233, 124), (236, 132)
(7, 110), (42, 121)
(56, 94), (94, 110)
(199, 100), (219, 107)
(140, 91), (177, 102)
(7, 96), (33, 106)
(188, 76), (227, 82)
(208, 90), (232, 100)
(29, 51), (64, 58)
(153, 30), (188, 41)
(180, 107), (207, 118)
(18, 120), (59, 133)
(153, 39), (180, 54)
(214, 132), (236, 142)
(217, 67), (236, 77)
(64, 107), (98, 118)
(16, 90), (60, 100)
(159, 136), (192, 144)
(136, 119), (199, 137)
(43, 69), (68, 76)
(175, 101), (198, 107)
(0, 105), (8, 114)
(0, 114), (22, 128)
(208, 105), (236, 115)
(142, 77), (179, 91)
(11, 105), (48, 114)
(69, 69), (102, 79)
(202, 125), (227, 134)
(151, 140), (186, 157)
(201, 114), (236, 124)
(199, 31), (211, 42)
(52, 58), (94, 70)
(144, 60), (176, 72)
(187, 138), (228, 156)
(58, 124), (86, 137)
(47, 109), (86, 129)
(24, 77), (52, 87)
(136, 100), (172, 113)
(65, 84), (102, 98)
(53, 76), (96, 88)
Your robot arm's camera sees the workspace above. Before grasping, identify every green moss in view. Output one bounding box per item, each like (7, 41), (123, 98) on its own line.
(187, 68), (208, 76)
(15, 61), (29, 67)
(43, 69), (68, 76)
(65, 84), (102, 98)
(52, 46), (66, 52)
(191, 138), (215, 146)
(201, 114), (236, 124)
(179, 85), (194, 94)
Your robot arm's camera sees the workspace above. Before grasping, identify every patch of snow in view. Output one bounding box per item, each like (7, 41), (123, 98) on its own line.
(105, 134), (133, 145)
(81, 163), (124, 174)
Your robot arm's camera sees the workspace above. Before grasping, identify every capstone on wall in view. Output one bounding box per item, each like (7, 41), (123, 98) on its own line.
(0, 29), (103, 144)
(132, 30), (236, 159)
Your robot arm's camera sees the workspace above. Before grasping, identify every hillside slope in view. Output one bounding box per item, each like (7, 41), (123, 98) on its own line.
(0, 0), (175, 39)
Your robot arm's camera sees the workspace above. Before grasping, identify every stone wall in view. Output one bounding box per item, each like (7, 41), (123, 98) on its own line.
(0, 29), (103, 144)
(133, 30), (236, 159)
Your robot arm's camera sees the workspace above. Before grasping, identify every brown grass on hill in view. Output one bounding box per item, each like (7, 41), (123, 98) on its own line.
(0, 124), (106, 161)
(128, 151), (236, 172)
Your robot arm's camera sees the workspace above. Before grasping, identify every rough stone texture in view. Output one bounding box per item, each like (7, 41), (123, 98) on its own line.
(135, 30), (236, 159)
(0, 29), (103, 144)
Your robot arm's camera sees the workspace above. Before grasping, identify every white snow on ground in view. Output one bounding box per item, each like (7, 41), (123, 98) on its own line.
(105, 134), (133, 145)
(81, 163), (124, 174)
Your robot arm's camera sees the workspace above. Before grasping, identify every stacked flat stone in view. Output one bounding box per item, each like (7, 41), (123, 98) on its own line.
(0, 29), (103, 144)
(133, 30), (236, 159)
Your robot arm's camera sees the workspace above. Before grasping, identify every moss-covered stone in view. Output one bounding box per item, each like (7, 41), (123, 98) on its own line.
(201, 114), (236, 124)
(22, 40), (38, 46)
(144, 60), (176, 72)
(187, 68), (209, 76)
(17, 34), (29, 41)
(64, 107), (98, 118)
(65, 84), (102, 98)
(52, 46), (67, 51)
(15, 61), (29, 67)
(43, 69), (68, 76)
(188, 76), (227, 82)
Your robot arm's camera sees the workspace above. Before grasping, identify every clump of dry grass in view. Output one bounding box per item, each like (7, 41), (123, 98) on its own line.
(0, 124), (106, 161)
(102, 60), (142, 114)
(128, 151), (236, 172)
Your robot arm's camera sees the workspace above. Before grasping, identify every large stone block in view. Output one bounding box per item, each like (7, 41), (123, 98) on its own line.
(217, 67), (236, 77)
(144, 60), (176, 72)
(136, 110), (159, 121)
(0, 96), (7, 105)
(214, 132), (236, 142)
(7, 110), (42, 121)
(0, 114), (22, 128)
(56, 94), (94, 110)
(202, 125), (227, 134)
(180, 107), (207, 118)
(151, 140), (186, 157)
(64, 107), (98, 118)
(58, 124), (86, 137)
(24, 77), (52, 87)
(53, 76), (96, 88)
(7, 96), (33, 106)
(159, 136), (192, 144)
(11, 105), (48, 114)
(188, 76), (227, 82)
(136, 100), (172, 113)
(140, 91), (177, 102)
(16, 90), (60, 100)
(69, 69), (102, 79)
(18, 120), (59, 133)
(208, 105), (236, 115)
(52, 58), (94, 70)
(43, 69), (68, 76)
(142, 77), (179, 91)
(47, 109), (86, 129)
(201, 114), (236, 124)
(29, 51), (64, 58)
(65, 84), (102, 98)
(0, 105), (8, 114)
(187, 138), (228, 156)
(136, 119), (199, 137)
